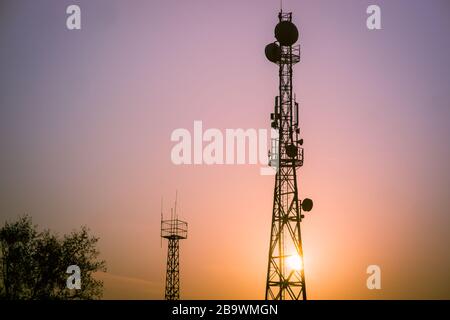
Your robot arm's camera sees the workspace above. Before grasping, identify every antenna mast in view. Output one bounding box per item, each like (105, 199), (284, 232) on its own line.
(264, 10), (314, 300)
(160, 193), (188, 300)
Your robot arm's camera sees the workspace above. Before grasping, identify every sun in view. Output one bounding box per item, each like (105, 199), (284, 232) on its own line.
(285, 254), (303, 271)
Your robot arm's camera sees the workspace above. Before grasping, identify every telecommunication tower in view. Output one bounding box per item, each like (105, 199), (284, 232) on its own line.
(264, 10), (314, 300)
(160, 194), (188, 300)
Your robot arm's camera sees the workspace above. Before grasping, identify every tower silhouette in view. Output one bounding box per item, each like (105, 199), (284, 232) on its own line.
(161, 194), (188, 300)
(264, 10), (314, 300)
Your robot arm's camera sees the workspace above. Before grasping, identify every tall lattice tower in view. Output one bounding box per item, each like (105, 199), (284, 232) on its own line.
(264, 10), (314, 300)
(160, 195), (188, 300)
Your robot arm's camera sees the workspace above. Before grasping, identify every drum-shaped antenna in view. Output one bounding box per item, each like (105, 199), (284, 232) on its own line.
(265, 42), (281, 63)
(301, 198), (313, 212)
(275, 21), (299, 46)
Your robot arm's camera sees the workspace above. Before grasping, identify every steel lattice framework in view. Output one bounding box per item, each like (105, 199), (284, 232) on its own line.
(164, 237), (181, 300)
(161, 213), (187, 300)
(265, 11), (308, 300)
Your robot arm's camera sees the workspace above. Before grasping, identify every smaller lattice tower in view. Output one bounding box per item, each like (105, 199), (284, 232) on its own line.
(160, 193), (188, 300)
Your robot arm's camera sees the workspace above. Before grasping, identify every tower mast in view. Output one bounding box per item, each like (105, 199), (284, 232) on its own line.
(161, 194), (188, 300)
(264, 10), (314, 300)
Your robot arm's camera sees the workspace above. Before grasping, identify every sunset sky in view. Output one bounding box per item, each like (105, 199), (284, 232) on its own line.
(1, 0), (450, 299)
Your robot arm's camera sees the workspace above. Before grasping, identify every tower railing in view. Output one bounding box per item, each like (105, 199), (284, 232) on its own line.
(161, 219), (188, 239)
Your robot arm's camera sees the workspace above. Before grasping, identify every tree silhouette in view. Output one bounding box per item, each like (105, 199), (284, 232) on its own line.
(0, 216), (106, 299)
